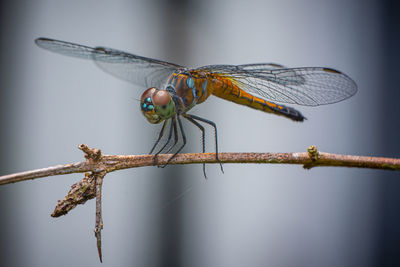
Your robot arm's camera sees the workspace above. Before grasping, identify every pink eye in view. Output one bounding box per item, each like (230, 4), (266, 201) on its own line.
(152, 90), (171, 106)
(140, 87), (157, 102)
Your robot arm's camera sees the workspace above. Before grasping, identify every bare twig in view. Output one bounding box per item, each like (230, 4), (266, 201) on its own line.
(94, 170), (106, 263)
(1, 144), (399, 187)
(1, 144), (399, 262)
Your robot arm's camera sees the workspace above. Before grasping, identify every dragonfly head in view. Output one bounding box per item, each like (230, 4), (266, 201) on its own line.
(140, 87), (176, 124)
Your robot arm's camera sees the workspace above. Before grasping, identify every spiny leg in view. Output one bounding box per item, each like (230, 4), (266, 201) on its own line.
(153, 118), (175, 166)
(183, 114), (207, 178)
(186, 114), (224, 173)
(162, 115), (187, 167)
(149, 120), (168, 154)
(164, 116), (179, 154)
(154, 117), (178, 167)
(155, 117), (175, 155)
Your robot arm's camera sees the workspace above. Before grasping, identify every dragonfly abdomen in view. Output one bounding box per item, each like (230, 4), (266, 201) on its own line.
(211, 76), (305, 122)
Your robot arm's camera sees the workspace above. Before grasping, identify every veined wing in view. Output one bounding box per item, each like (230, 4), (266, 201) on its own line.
(35, 37), (183, 88)
(237, 63), (287, 70)
(196, 64), (357, 106)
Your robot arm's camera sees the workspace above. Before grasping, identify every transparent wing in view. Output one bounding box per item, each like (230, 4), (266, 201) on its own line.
(35, 37), (183, 88)
(237, 63), (287, 70)
(196, 64), (357, 106)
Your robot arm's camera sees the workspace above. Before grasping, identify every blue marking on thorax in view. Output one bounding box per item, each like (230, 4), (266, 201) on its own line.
(172, 75), (179, 87)
(188, 77), (199, 106)
(186, 77), (194, 88)
(165, 74), (179, 94)
(202, 80), (207, 96)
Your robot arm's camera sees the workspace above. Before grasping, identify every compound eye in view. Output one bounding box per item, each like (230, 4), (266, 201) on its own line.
(152, 90), (175, 120)
(140, 87), (162, 124)
(140, 88), (157, 112)
(152, 90), (171, 106)
(141, 87), (157, 102)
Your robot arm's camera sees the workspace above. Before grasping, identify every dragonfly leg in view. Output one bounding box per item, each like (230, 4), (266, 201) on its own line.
(153, 118), (175, 166)
(149, 120), (168, 154)
(154, 118), (175, 154)
(182, 114), (207, 178)
(185, 114), (224, 173)
(164, 116), (179, 154)
(149, 120), (169, 166)
(154, 117), (180, 167)
(161, 115), (186, 168)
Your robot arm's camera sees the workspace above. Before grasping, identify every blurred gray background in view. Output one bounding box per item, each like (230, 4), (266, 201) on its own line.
(0, 0), (399, 266)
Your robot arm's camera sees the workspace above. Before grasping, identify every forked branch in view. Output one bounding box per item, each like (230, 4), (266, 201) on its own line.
(1, 144), (399, 186)
(0, 144), (399, 262)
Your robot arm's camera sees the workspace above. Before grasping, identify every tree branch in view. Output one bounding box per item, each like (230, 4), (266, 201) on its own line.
(1, 144), (399, 262)
(1, 144), (399, 186)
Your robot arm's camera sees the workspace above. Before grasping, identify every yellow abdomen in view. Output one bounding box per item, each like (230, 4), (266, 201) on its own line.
(209, 75), (305, 122)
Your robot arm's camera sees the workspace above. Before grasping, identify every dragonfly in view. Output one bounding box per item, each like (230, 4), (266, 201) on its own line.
(35, 37), (357, 177)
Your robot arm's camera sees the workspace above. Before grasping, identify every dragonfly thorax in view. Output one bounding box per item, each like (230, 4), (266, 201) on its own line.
(140, 87), (176, 124)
